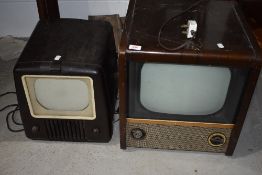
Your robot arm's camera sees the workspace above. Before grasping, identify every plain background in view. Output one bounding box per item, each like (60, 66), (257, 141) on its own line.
(0, 0), (129, 37)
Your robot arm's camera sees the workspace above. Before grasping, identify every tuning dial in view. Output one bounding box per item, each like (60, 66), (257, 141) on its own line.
(208, 133), (226, 147)
(131, 128), (145, 140)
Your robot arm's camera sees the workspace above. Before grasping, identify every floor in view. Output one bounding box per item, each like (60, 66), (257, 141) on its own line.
(0, 37), (262, 175)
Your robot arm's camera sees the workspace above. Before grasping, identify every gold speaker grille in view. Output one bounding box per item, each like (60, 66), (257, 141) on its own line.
(126, 121), (232, 153)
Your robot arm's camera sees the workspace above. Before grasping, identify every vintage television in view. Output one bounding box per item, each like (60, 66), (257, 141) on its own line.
(119, 0), (262, 155)
(14, 19), (117, 142)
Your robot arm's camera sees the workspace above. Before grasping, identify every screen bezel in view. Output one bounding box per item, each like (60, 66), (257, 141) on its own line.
(127, 60), (249, 124)
(22, 75), (96, 120)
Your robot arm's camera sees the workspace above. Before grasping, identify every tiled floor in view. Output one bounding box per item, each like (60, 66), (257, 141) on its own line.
(0, 37), (262, 175)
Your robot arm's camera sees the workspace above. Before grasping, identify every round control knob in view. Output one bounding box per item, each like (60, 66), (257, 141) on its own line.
(92, 128), (100, 134)
(131, 128), (145, 140)
(32, 126), (39, 133)
(208, 133), (226, 147)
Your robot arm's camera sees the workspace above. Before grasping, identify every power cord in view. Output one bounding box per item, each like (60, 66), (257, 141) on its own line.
(157, 0), (207, 51)
(6, 106), (24, 132)
(0, 91), (24, 132)
(0, 104), (19, 112)
(10, 105), (23, 125)
(0, 91), (17, 98)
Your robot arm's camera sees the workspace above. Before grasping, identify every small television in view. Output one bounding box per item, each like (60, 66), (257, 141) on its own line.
(119, 0), (262, 155)
(14, 19), (117, 142)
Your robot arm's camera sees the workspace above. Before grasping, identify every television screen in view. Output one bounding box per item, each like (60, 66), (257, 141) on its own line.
(22, 75), (96, 120)
(128, 61), (249, 123)
(140, 63), (231, 115)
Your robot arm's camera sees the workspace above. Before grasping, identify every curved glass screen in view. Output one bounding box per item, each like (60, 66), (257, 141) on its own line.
(22, 75), (96, 120)
(140, 63), (231, 115)
(35, 79), (89, 111)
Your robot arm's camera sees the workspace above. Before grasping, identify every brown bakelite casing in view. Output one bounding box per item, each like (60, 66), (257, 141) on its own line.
(14, 19), (117, 142)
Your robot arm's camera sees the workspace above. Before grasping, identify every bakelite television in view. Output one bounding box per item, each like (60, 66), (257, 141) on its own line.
(119, 0), (262, 155)
(14, 19), (117, 142)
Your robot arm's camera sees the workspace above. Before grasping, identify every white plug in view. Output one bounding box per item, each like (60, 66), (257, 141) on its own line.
(187, 20), (197, 38)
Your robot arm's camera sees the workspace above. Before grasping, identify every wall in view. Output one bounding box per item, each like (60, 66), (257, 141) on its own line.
(0, 0), (129, 37)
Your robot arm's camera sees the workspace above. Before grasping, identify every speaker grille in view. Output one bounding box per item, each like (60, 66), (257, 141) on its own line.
(45, 120), (87, 141)
(126, 122), (232, 153)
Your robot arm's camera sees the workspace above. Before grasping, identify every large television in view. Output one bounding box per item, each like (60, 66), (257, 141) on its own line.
(119, 0), (262, 155)
(14, 19), (117, 142)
